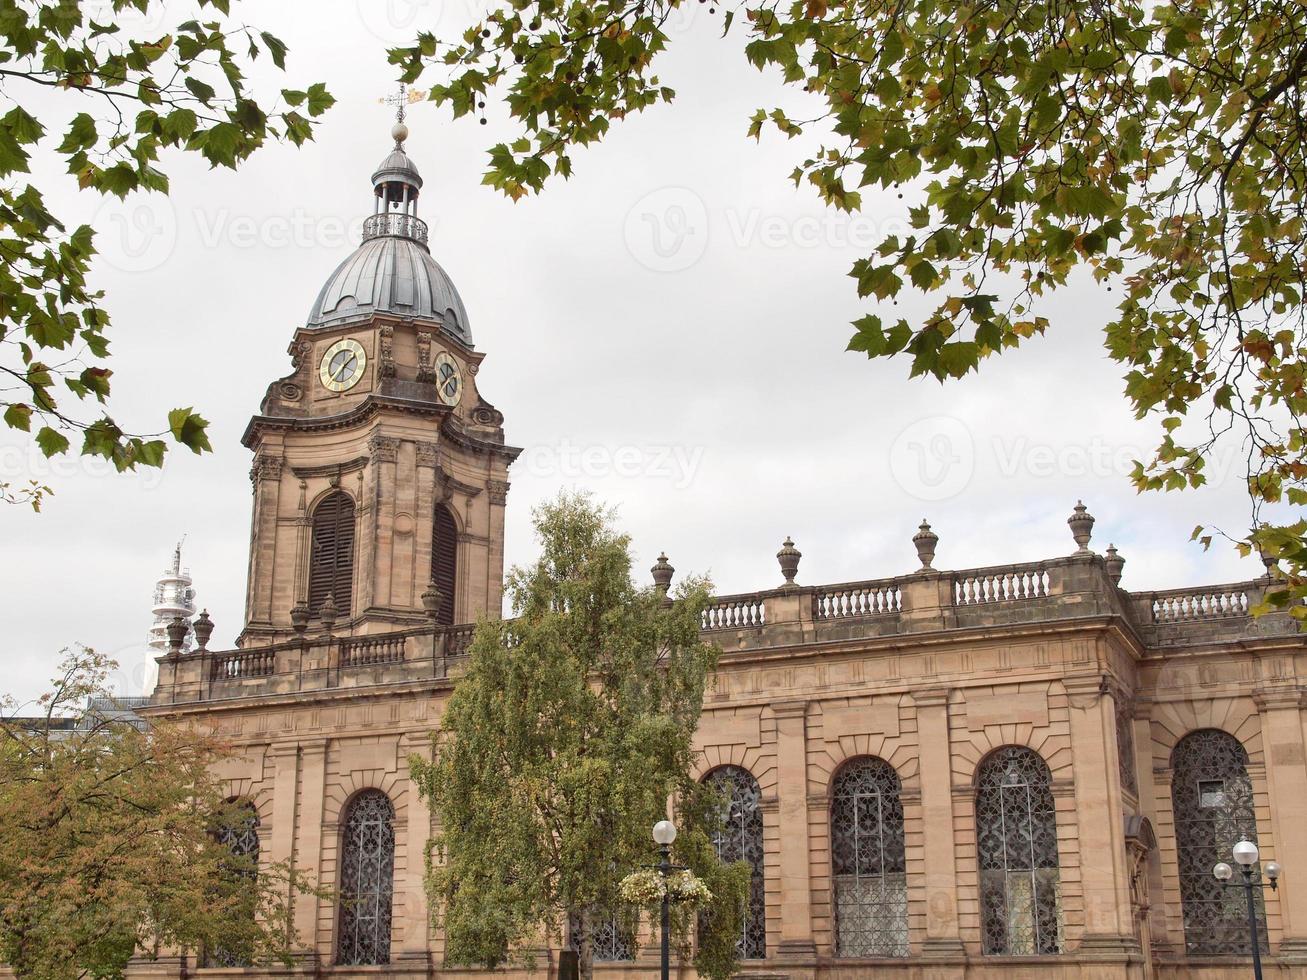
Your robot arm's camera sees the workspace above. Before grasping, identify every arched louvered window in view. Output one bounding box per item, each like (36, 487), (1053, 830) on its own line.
(831, 757), (908, 957)
(337, 790), (395, 966)
(703, 765), (766, 959)
(1171, 729), (1265, 954)
(976, 746), (1063, 956)
(431, 503), (458, 626)
(309, 490), (355, 617)
(206, 799), (260, 967)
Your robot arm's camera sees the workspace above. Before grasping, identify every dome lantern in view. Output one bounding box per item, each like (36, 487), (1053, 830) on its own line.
(306, 95), (473, 346)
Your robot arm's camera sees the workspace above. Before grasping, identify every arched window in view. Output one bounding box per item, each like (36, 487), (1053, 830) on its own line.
(337, 790), (395, 966)
(975, 746), (1062, 955)
(1171, 729), (1265, 954)
(430, 503), (458, 625)
(703, 765), (766, 959)
(206, 799), (260, 967)
(830, 757), (908, 957)
(568, 911), (634, 962)
(309, 490), (355, 617)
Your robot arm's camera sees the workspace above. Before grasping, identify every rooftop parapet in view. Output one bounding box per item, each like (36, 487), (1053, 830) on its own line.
(146, 503), (1300, 709)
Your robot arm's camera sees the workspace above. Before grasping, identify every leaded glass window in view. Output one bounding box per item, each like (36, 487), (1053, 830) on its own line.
(1171, 729), (1266, 955)
(569, 911), (634, 961)
(975, 747), (1063, 956)
(205, 799), (260, 967)
(830, 757), (908, 957)
(337, 790), (395, 965)
(703, 766), (766, 959)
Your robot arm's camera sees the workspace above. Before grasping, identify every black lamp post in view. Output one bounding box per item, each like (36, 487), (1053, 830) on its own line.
(652, 820), (681, 980)
(1213, 839), (1282, 980)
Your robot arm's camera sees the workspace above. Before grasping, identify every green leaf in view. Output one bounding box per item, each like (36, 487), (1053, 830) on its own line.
(4, 403), (32, 431)
(35, 426), (71, 457)
(167, 407), (212, 454)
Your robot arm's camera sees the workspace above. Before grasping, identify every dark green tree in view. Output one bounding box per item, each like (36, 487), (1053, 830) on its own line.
(1, 0), (334, 509)
(393, 0), (1307, 607)
(410, 492), (749, 980)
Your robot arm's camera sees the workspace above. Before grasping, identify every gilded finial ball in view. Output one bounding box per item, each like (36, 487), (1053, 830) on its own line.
(391, 121), (409, 144)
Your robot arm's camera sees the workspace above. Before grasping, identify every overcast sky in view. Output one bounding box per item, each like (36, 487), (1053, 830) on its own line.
(0, 0), (1278, 703)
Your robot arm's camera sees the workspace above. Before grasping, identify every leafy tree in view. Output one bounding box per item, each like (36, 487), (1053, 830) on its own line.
(393, 0), (1307, 607)
(410, 492), (749, 980)
(1, 0), (334, 509)
(0, 647), (320, 980)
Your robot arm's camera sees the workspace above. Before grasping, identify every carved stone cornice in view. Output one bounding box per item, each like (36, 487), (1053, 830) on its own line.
(244, 396), (522, 463)
(912, 687), (952, 709)
(290, 455), (368, 480)
(415, 441), (439, 467)
(249, 454), (284, 484)
(487, 479), (510, 505)
(771, 699), (810, 720)
(1253, 686), (1306, 711)
(435, 466), (484, 500)
(369, 434), (400, 463)
(1064, 673), (1109, 708)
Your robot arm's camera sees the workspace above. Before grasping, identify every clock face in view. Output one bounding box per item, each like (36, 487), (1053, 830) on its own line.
(319, 338), (367, 392)
(434, 351), (462, 407)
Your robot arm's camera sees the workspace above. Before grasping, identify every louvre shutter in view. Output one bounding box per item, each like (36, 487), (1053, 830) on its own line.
(431, 504), (458, 625)
(309, 491), (355, 616)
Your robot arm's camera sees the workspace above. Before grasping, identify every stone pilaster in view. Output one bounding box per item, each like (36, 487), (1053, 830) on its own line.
(772, 699), (816, 957)
(1065, 674), (1136, 952)
(1255, 687), (1307, 958)
(914, 688), (966, 956)
(399, 734), (433, 961)
(294, 740), (328, 962)
(244, 453), (284, 629)
(267, 744), (313, 962)
(369, 434), (400, 611)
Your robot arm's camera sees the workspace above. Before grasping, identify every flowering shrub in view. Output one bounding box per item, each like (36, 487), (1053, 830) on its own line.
(618, 869), (712, 907)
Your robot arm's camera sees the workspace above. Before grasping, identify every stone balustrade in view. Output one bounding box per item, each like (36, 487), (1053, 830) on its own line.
(148, 506), (1302, 705)
(151, 546), (1299, 709)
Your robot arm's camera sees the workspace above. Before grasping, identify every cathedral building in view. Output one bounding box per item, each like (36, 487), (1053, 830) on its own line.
(143, 126), (1307, 980)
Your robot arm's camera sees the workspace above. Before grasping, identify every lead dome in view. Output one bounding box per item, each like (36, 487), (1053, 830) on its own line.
(305, 135), (472, 345)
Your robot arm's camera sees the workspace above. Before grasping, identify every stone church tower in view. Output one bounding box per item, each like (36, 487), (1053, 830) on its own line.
(238, 121), (518, 648)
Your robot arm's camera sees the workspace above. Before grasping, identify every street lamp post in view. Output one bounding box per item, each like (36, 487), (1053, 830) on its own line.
(1213, 840), (1282, 980)
(652, 820), (679, 980)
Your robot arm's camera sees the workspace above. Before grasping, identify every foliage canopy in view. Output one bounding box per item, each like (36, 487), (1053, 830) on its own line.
(395, 0), (1307, 604)
(411, 493), (749, 980)
(0, 0), (333, 509)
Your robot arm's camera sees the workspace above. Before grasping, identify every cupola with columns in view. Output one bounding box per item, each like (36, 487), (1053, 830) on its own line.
(238, 103), (519, 647)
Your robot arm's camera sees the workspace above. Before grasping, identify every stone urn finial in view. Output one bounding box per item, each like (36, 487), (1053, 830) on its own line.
(318, 593), (338, 634)
(421, 580), (445, 622)
(1068, 500), (1095, 553)
(913, 519), (938, 570)
(165, 615), (189, 655)
(1258, 541), (1278, 579)
(192, 610), (214, 651)
(777, 537), (801, 586)
(290, 603), (310, 637)
(651, 552), (675, 595)
(1104, 544), (1125, 586)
